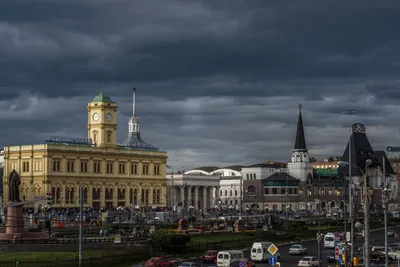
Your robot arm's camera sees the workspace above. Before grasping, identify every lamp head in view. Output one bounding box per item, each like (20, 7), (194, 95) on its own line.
(365, 159), (372, 166)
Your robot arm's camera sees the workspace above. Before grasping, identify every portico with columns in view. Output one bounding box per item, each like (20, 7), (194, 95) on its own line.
(166, 173), (220, 210)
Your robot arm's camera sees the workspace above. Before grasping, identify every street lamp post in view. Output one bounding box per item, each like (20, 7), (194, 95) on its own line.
(363, 159), (372, 267)
(382, 187), (391, 267)
(339, 160), (372, 266)
(343, 108), (356, 263)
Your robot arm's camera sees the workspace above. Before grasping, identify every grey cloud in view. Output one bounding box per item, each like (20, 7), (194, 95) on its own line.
(1, 0), (400, 169)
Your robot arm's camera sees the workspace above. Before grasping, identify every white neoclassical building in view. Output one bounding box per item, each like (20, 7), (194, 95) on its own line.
(215, 166), (243, 208)
(166, 166), (245, 210)
(166, 167), (220, 210)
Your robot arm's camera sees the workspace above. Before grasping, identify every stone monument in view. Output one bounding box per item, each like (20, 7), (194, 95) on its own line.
(0, 170), (44, 240)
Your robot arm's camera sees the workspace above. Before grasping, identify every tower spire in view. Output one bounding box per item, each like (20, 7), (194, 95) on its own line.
(132, 87), (136, 117)
(294, 104), (307, 151)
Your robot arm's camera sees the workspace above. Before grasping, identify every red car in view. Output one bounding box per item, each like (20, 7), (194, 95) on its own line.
(143, 257), (173, 267)
(202, 250), (218, 263)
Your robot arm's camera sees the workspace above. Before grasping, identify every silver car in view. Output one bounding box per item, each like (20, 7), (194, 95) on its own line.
(289, 244), (307, 255)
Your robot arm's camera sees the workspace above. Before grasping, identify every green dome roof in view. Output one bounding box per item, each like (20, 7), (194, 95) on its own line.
(91, 90), (114, 103)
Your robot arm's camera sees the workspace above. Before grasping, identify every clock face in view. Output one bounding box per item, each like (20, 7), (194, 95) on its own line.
(92, 113), (99, 122)
(106, 113), (112, 121)
(352, 123), (366, 133)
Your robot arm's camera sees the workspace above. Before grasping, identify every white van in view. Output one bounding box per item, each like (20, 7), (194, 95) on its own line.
(324, 233), (335, 248)
(217, 250), (244, 267)
(251, 242), (280, 262)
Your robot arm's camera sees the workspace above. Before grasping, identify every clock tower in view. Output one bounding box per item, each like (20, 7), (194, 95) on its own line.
(87, 90), (117, 148)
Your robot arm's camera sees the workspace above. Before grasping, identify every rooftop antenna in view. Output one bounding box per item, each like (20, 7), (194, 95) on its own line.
(298, 103), (302, 111)
(132, 87), (136, 117)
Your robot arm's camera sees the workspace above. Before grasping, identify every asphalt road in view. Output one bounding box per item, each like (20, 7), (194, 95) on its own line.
(176, 230), (393, 267)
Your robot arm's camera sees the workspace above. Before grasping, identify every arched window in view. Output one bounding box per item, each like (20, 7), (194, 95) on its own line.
(65, 187), (74, 204)
(109, 188), (113, 199)
(225, 190), (227, 196)
(254, 174), (256, 179)
(152, 189), (156, 203)
(235, 190), (238, 196)
(230, 190), (232, 196)
(246, 185), (256, 196)
(220, 190), (222, 196)
(141, 189), (145, 203)
(156, 189), (160, 203)
(92, 188), (98, 200)
(105, 189), (109, 199)
(117, 188), (125, 199)
(246, 174), (249, 180)
(134, 189), (138, 203)
(83, 188), (88, 204)
(145, 189), (149, 204)
(250, 174), (253, 179)
(130, 189), (133, 203)
(70, 188), (75, 204)
(56, 188), (61, 203)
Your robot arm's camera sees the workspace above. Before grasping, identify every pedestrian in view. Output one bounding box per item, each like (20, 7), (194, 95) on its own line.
(99, 228), (103, 237)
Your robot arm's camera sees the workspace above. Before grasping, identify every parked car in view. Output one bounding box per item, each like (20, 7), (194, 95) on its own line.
(298, 256), (319, 267)
(178, 262), (202, 267)
(143, 257), (173, 267)
(202, 250), (218, 263)
(289, 244), (307, 255)
(326, 255), (335, 263)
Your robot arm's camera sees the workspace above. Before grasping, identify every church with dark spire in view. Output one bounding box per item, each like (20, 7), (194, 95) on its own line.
(288, 104), (313, 181)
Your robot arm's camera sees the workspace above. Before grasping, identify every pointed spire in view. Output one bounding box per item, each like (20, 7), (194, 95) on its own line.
(132, 87), (136, 117)
(294, 104), (307, 150)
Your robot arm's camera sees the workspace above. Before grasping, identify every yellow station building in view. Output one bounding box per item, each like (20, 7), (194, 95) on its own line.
(2, 89), (167, 209)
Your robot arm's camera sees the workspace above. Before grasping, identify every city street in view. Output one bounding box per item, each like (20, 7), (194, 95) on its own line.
(179, 230), (392, 267)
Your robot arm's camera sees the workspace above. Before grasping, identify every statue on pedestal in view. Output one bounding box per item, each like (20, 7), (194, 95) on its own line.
(8, 170), (21, 202)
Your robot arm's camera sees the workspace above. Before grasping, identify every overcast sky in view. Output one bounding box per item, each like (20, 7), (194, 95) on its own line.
(1, 0), (400, 170)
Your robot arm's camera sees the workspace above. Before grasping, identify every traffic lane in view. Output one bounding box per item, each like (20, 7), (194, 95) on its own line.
(176, 230), (390, 267)
(275, 230), (391, 266)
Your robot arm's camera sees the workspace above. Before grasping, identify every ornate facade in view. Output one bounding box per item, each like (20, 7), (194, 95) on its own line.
(2, 89), (167, 209)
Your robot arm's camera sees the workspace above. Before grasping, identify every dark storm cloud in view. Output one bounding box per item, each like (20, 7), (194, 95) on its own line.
(1, 0), (400, 168)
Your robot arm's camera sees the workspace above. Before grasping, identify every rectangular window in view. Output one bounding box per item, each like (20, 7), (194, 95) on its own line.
(106, 162), (113, 174)
(80, 161), (88, 173)
(34, 160), (42, 172)
(52, 160), (61, 172)
(264, 188), (269, 195)
(288, 188), (293, 194)
(272, 188), (277, 194)
(93, 162), (101, 173)
(281, 188), (286, 194)
(22, 162), (30, 172)
(119, 163), (125, 174)
(142, 164), (149, 175)
(153, 165), (160, 175)
(107, 132), (111, 142)
(131, 163), (137, 175)
(67, 161), (75, 172)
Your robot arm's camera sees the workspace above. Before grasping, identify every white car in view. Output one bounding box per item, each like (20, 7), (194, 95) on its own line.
(289, 244), (307, 255)
(298, 256), (319, 267)
(376, 247), (399, 260)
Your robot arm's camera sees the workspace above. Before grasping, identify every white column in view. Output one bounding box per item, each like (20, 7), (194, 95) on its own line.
(194, 186), (199, 210)
(187, 185), (192, 208)
(180, 186), (185, 208)
(212, 187), (217, 207)
(203, 186), (208, 210)
(172, 186), (176, 208)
